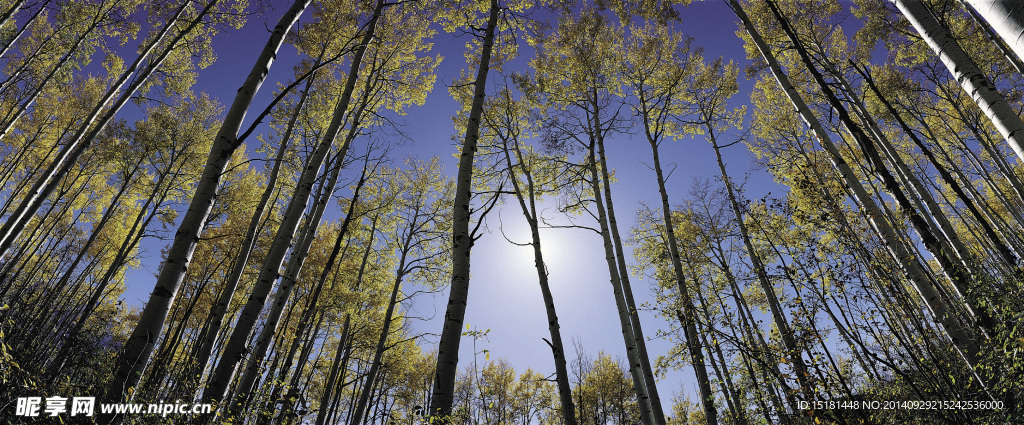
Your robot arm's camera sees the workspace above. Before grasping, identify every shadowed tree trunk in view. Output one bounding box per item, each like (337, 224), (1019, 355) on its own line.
(428, 0), (500, 420)
(492, 100), (578, 425)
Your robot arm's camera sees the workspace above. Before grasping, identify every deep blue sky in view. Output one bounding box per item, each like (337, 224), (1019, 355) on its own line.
(119, 0), (860, 408)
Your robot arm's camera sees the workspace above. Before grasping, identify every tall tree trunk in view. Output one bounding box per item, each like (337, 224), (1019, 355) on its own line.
(587, 139), (656, 425)
(0, 0), (46, 62)
(709, 129), (814, 402)
(958, 0), (1024, 74)
(498, 129), (578, 425)
(767, 0), (999, 339)
(349, 249), (409, 425)
(645, 124), (718, 423)
(201, 0), (383, 403)
(0, 0), (24, 31)
(593, 123), (663, 425)
(894, 0), (1024, 162)
(103, 0), (311, 410)
(216, 137), (352, 411)
(856, 65), (1022, 272)
(0, 0), (110, 142)
(317, 317), (352, 425)
(428, 0), (499, 420)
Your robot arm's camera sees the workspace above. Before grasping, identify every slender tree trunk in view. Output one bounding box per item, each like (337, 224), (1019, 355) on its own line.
(498, 130), (578, 425)
(0, 0), (23, 32)
(0, 0), (108, 142)
(221, 141), (351, 413)
(102, 0), (311, 409)
(593, 125), (663, 425)
(317, 315), (352, 425)
(428, 0), (500, 420)
(709, 130), (814, 402)
(204, 0), (382, 404)
(587, 139), (656, 425)
(0, 0), (46, 62)
(858, 65), (1021, 271)
(349, 252), (408, 425)
(771, 0), (1000, 338)
(318, 211), (379, 425)
(692, 285), (743, 425)
(646, 129), (718, 423)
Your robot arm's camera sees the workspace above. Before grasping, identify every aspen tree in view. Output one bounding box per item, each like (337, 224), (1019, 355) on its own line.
(965, 0), (1024, 65)
(207, 0), (437, 407)
(0, 0), (227, 262)
(0, 0), (46, 62)
(532, 10), (662, 423)
(188, 67), (316, 387)
(350, 159), (452, 425)
(730, 0), (984, 379)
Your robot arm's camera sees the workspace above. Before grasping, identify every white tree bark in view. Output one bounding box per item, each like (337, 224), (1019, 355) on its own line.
(895, 0), (1024, 162)
(189, 72), (313, 386)
(966, 0), (1024, 65)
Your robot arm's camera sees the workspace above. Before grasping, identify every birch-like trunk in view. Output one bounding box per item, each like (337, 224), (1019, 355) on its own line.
(0, 0), (23, 31)
(895, 0), (1024, 162)
(587, 140), (655, 425)
(767, 0), (999, 339)
(428, 0), (499, 420)
(709, 128), (814, 400)
(348, 247), (409, 425)
(0, 0), (45, 62)
(498, 131), (578, 425)
(645, 128), (718, 423)
(858, 67), (1022, 271)
(270, 161), (367, 418)
(593, 130), (663, 425)
(316, 215), (378, 425)
(224, 144), (348, 414)
(103, 0), (310, 409)
(965, 0), (1024, 66)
